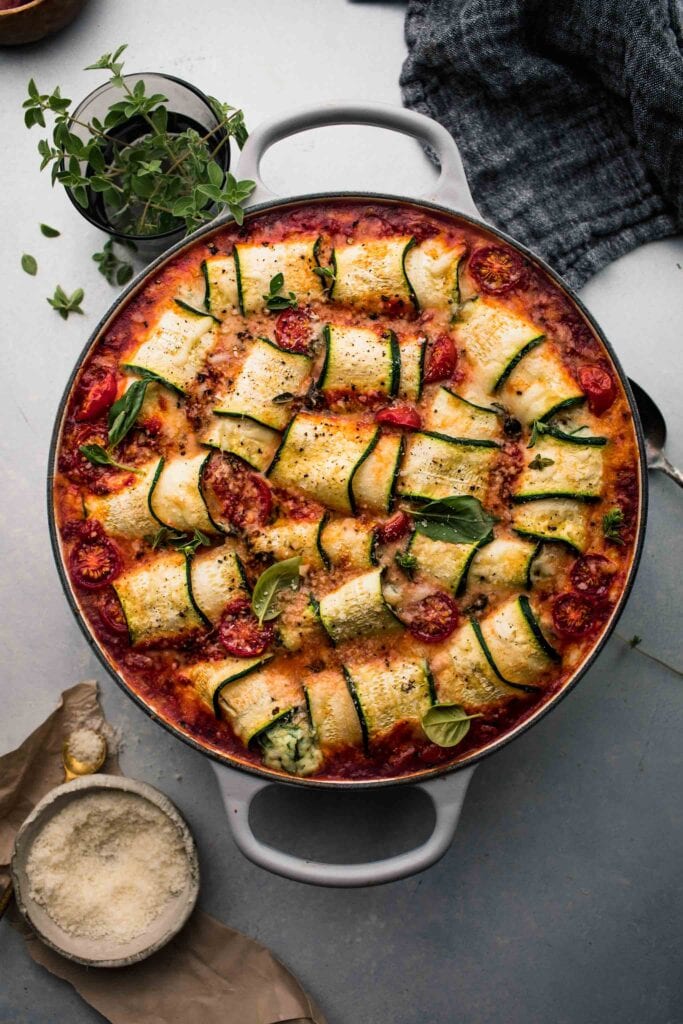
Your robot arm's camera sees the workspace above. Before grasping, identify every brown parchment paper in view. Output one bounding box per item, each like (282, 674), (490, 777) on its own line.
(1, 683), (326, 1024)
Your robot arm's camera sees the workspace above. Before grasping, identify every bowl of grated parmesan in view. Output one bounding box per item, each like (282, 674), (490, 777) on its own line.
(11, 775), (199, 966)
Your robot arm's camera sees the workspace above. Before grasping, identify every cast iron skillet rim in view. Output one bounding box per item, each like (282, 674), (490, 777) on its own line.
(46, 190), (649, 790)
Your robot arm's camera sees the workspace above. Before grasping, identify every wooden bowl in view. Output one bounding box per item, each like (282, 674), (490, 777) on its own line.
(0, 0), (89, 46)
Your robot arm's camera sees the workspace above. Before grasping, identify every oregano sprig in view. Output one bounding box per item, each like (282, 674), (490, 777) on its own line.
(263, 273), (297, 311)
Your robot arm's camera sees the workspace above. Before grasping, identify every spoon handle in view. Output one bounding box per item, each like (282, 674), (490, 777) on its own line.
(654, 455), (683, 489)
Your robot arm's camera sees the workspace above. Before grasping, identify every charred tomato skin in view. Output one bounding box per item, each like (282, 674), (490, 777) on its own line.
(469, 245), (525, 294)
(98, 587), (129, 635)
(578, 364), (617, 415)
(552, 592), (607, 639)
(424, 333), (457, 384)
(218, 596), (275, 657)
(75, 369), (118, 422)
(376, 510), (412, 544)
(375, 404), (422, 430)
(403, 592), (460, 643)
(69, 535), (122, 590)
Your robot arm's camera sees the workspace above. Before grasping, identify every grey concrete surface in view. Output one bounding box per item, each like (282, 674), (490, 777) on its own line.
(1, 2), (682, 1022)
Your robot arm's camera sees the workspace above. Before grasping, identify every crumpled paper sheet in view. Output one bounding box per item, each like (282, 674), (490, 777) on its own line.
(1, 683), (326, 1024)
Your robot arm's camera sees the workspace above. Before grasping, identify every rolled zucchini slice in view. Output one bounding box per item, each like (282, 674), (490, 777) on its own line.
(477, 595), (560, 687)
(258, 709), (323, 777)
(423, 387), (500, 442)
(304, 668), (364, 754)
(268, 412), (378, 514)
(202, 256), (239, 316)
(500, 342), (584, 424)
(184, 655), (271, 715)
(318, 517), (377, 570)
(513, 498), (590, 552)
(318, 324), (399, 396)
(250, 516), (326, 568)
(330, 236), (417, 312)
(407, 531), (480, 593)
(343, 655), (434, 746)
(397, 431), (498, 502)
(397, 334), (426, 401)
(467, 537), (540, 591)
(149, 452), (220, 535)
(213, 337), (311, 431)
(431, 619), (523, 710)
(123, 301), (216, 394)
(351, 433), (403, 513)
(455, 297), (544, 392)
(217, 666), (303, 745)
(234, 237), (323, 314)
(514, 431), (606, 503)
(86, 458), (162, 539)
(277, 598), (324, 652)
(200, 414), (280, 473)
(403, 238), (467, 311)
(114, 552), (205, 646)
(317, 568), (401, 645)
(189, 544), (247, 624)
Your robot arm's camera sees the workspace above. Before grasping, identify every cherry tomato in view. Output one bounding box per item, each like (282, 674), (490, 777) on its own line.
(274, 308), (316, 353)
(205, 455), (272, 529)
(402, 592), (460, 643)
(376, 511), (412, 544)
(424, 333), (457, 384)
(98, 587), (129, 635)
(69, 535), (122, 590)
(375, 404), (422, 430)
(75, 369), (118, 422)
(552, 592), (606, 639)
(570, 554), (616, 599)
(578, 364), (617, 415)
(218, 597), (275, 657)
(469, 245), (525, 294)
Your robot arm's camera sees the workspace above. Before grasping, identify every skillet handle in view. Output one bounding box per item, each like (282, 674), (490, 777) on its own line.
(211, 762), (475, 887)
(235, 101), (481, 217)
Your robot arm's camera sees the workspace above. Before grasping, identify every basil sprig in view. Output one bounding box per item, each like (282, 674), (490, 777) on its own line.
(263, 273), (297, 312)
(421, 704), (482, 747)
(107, 375), (155, 448)
(251, 556), (302, 625)
(410, 496), (496, 546)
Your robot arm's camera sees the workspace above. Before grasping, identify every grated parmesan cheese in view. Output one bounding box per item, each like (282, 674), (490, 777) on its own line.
(26, 791), (191, 944)
(65, 728), (105, 765)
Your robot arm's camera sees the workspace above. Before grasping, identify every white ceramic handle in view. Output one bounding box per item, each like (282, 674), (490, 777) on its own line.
(235, 101), (480, 217)
(212, 762), (475, 887)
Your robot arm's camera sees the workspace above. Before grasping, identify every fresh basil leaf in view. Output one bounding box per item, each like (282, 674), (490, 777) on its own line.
(411, 496), (496, 545)
(268, 272), (284, 295)
(40, 223), (60, 238)
(421, 704), (481, 747)
(251, 556), (302, 625)
(21, 254), (38, 276)
(78, 443), (138, 473)
(107, 378), (150, 448)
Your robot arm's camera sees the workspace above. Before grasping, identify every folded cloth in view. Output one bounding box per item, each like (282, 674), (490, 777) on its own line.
(401, 0), (683, 287)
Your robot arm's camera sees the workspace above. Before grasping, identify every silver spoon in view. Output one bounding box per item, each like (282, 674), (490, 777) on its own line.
(629, 379), (683, 489)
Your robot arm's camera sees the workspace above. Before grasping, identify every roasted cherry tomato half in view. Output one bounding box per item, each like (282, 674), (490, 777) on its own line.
(424, 333), (457, 384)
(570, 554), (616, 599)
(376, 510), (412, 544)
(402, 592), (460, 643)
(98, 587), (129, 635)
(274, 307), (316, 353)
(206, 455), (273, 529)
(552, 592), (607, 639)
(469, 245), (525, 294)
(69, 535), (122, 590)
(218, 596), (275, 657)
(578, 364), (617, 415)
(375, 404), (422, 431)
(75, 369), (118, 422)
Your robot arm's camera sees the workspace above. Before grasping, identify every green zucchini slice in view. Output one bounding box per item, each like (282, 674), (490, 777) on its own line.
(407, 531), (479, 593)
(514, 432), (606, 503)
(200, 414), (280, 473)
(113, 551), (205, 646)
(318, 324), (399, 396)
(455, 297), (544, 392)
(233, 237), (323, 315)
(468, 537), (540, 591)
(397, 334), (427, 402)
(512, 498), (590, 552)
(478, 595), (560, 687)
(189, 544), (247, 624)
(500, 342), (584, 424)
(202, 256), (239, 316)
(148, 452), (220, 535)
(123, 302), (216, 395)
(86, 458), (162, 539)
(351, 433), (403, 513)
(184, 655), (271, 715)
(431, 619), (523, 709)
(423, 387), (500, 442)
(213, 337), (311, 431)
(343, 655), (434, 745)
(330, 236), (416, 311)
(250, 516), (326, 567)
(304, 668), (364, 754)
(403, 238), (467, 311)
(397, 431), (498, 502)
(268, 412), (378, 514)
(217, 666), (303, 745)
(318, 517), (377, 570)
(317, 568), (401, 645)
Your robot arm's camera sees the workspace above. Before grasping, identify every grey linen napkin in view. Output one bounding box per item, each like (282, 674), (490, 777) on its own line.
(400, 0), (683, 287)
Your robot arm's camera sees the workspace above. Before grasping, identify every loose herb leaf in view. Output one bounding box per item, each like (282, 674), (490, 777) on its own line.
(603, 507), (625, 544)
(313, 265), (335, 283)
(395, 551), (418, 577)
(21, 253), (38, 275)
(107, 377), (150, 448)
(629, 635), (642, 648)
(528, 454), (555, 470)
(47, 285), (84, 320)
(527, 419), (550, 448)
(251, 556), (302, 625)
(263, 273), (297, 311)
(421, 704), (482, 747)
(175, 528), (212, 557)
(272, 392), (295, 405)
(40, 223), (61, 237)
(92, 239), (134, 287)
(410, 496), (496, 546)
(78, 443), (138, 473)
